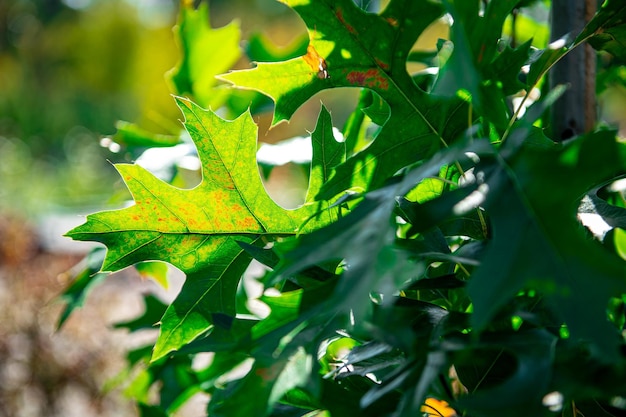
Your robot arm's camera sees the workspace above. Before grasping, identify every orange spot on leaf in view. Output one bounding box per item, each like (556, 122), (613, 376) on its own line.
(303, 44), (329, 79)
(255, 363), (282, 382)
(237, 217), (257, 229)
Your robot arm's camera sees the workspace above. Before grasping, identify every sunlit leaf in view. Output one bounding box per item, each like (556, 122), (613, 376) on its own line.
(220, 0), (469, 198)
(66, 100), (339, 360)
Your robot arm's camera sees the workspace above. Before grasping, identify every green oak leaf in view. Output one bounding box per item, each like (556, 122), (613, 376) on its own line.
(469, 130), (626, 357)
(66, 99), (340, 360)
(526, 1), (626, 94)
(455, 329), (557, 417)
(433, 0), (534, 133)
(488, 40), (533, 96)
(219, 0), (469, 198)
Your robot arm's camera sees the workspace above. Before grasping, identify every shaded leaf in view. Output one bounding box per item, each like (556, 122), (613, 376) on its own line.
(138, 403), (169, 417)
(487, 40), (533, 96)
(469, 130), (626, 357)
(435, 0), (519, 99)
(273, 140), (492, 325)
(113, 121), (181, 149)
(246, 32), (308, 62)
(577, 0), (626, 62)
(209, 312), (334, 417)
(526, 34), (571, 88)
(454, 330), (557, 417)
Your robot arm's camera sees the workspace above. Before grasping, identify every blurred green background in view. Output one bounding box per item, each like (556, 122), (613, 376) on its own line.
(0, 0), (325, 217)
(0, 0), (181, 214)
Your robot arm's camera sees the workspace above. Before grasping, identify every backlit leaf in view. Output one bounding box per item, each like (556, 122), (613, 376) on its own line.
(220, 0), (469, 198)
(66, 100), (339, 360)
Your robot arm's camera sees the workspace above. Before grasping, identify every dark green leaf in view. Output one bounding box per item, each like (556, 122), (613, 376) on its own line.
(469, 130), (626, 357)
(454, 329), (557, 417)
(138, 403), (169, 417)
(577, 0), (626, 61)
(246, 32), (308, 62)
(113, 121), (180, 148)
(56, 247), (108, 329)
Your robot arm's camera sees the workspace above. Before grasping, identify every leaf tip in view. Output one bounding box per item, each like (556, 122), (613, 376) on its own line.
(173, 94), (194, 110)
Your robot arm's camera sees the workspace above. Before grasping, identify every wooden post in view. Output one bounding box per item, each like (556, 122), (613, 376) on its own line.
(549, 0), (597, 140)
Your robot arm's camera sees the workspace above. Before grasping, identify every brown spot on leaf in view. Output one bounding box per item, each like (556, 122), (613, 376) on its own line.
(477, 44), (486, 64)
(335, 8), (356, 34)
(375, 58), (390, 71)
(386, 17), (399, 27)
(347, 69), (389, 90)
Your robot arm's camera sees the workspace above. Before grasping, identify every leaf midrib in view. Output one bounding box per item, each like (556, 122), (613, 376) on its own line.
(185, 103), (271, 233)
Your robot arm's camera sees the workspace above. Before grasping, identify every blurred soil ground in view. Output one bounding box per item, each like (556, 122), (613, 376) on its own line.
(0, 213), (158, 417)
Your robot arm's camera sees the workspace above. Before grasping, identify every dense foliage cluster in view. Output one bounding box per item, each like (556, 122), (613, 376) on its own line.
(64, 1), (626, 416)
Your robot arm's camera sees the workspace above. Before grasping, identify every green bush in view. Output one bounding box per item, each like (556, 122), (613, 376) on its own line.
(64, 1), (626, 416)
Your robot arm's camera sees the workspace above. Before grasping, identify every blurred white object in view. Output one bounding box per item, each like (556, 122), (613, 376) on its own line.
(256, 128), (344, 166)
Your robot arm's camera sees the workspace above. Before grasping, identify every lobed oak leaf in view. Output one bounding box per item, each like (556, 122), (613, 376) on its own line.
(219, 0), (469, 198)
(66, 98), (340, 360)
